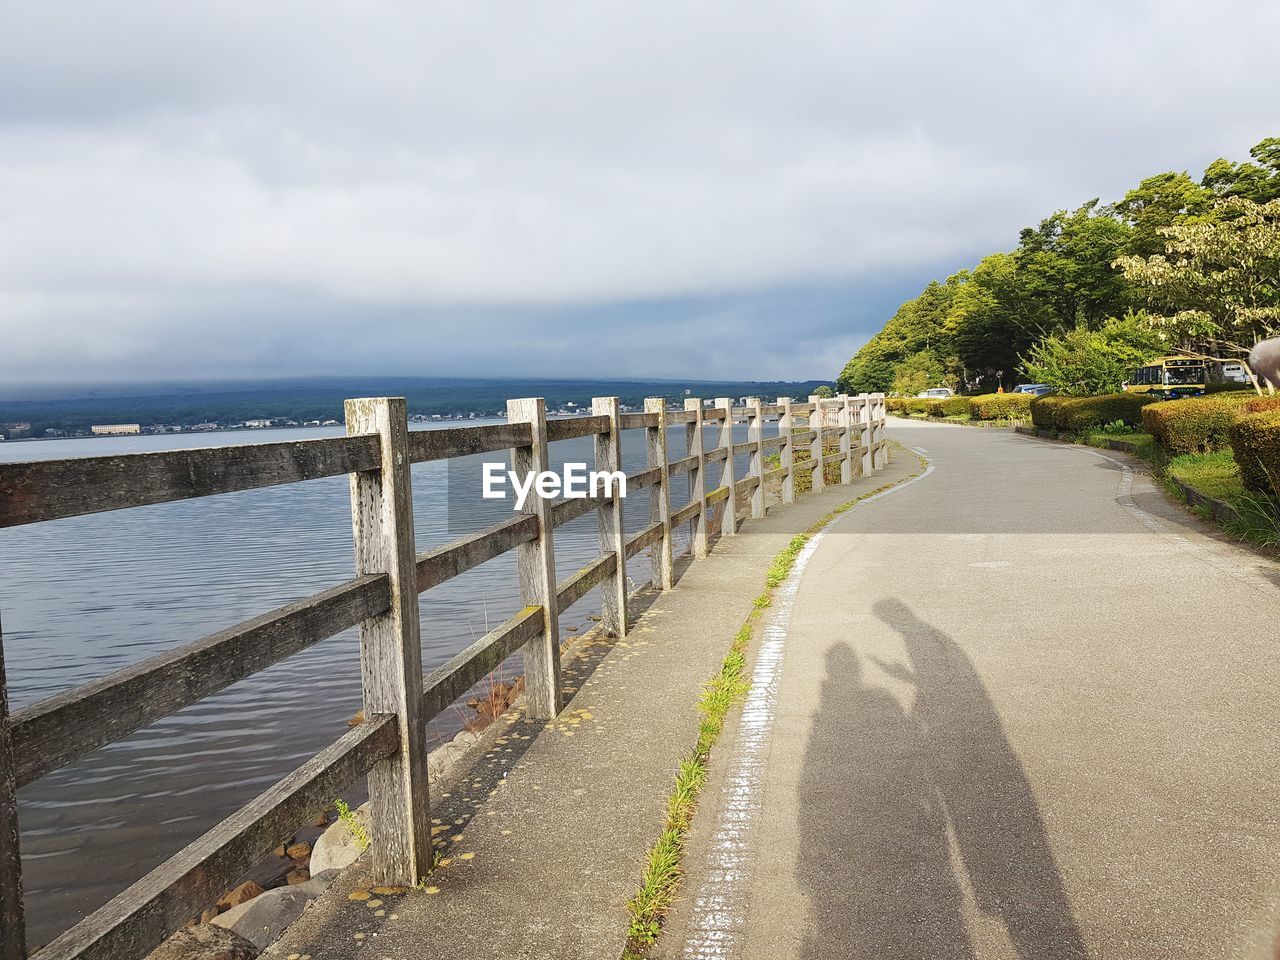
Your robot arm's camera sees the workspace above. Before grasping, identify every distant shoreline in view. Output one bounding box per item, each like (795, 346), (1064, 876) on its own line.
(0, 376), (833, 441)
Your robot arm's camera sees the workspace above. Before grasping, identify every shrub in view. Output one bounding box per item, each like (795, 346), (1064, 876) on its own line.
(1140, 393), (1262, 454)
(969, 393), (1033, 420)
(1242, 396), (1280, 415)
(937, 396), (973, 418)
(1030, 393), (1157, 432)
(1230, 410), (1280, 494)
(1021, 311), (1164, 396)
(902, 398), (939, 416)
(886, 397), (908, 413)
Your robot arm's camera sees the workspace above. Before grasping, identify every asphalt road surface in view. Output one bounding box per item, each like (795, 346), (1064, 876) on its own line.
(664, 419), (1280, 960)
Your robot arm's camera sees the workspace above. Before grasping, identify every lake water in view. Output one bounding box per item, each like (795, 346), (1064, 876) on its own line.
(0, 418), (757, 947)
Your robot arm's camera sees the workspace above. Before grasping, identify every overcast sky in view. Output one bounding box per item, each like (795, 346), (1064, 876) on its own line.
(1, 0), (1276, 388)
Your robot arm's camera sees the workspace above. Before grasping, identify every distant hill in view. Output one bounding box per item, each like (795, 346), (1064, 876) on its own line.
(0, 376), (834, 437)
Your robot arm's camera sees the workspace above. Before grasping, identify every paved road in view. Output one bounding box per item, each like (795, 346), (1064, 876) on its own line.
(662, 419), (1280, 960)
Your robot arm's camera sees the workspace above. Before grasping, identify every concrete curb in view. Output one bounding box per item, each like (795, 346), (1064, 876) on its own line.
(1166, 475), (1241, 524)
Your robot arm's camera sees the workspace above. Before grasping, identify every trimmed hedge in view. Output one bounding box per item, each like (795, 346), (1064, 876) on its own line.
(901, 398), (940, 415)
(935, 396), (973, 417)
(969, 393), (1033, 420)
(1029, 393), (1157, 432)
(1140, 393), (1262, 455)
(1229, 410), (1280, 494)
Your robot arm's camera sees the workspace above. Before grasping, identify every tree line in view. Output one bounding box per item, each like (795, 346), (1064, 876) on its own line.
(837, 137), (1280, 397)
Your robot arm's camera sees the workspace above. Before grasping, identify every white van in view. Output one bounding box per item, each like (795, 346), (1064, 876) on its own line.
(917, 387), (954, 399)
(1221, 362), (1251, 384)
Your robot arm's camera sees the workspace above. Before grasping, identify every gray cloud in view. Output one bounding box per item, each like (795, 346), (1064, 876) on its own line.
(1, 0), (1276, 385)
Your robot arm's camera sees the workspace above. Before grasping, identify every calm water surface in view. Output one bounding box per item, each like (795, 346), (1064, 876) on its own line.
(0, 418), (760, 946)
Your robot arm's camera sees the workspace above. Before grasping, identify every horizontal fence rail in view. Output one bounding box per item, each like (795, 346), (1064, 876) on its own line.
(0, 390), (886, 960)
(0, 435), (382, 528)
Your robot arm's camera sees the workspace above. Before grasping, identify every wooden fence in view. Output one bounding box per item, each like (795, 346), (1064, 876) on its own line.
(0, 391), (887, 960)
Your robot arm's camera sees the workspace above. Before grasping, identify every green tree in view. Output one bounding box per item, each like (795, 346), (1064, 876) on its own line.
(1015, 201), (1135, 332)
(1114, 197), (1280, 355)
(890, 351), (948, 395)
(812, 385), (834, 398)
(945, 253), (1045, 389)
(1201, 137), (1280, 202)
(1116, 171), (1214, 258)
(1021, 312), (1164, 396)
(837, 280), (956, 393)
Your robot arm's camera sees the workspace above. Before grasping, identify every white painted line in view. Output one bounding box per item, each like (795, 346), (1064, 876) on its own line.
(679, 532), (823, 960)
(680, 458), (933, 958)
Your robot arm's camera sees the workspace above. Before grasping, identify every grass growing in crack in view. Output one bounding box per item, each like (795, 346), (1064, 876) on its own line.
(623, 444), (928, 955)
(623, 577), (774, 949)
(334, 798), (370, 851)
(766, 535), (809, 589)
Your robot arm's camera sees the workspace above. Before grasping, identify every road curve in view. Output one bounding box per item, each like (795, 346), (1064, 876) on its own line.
(664, 418), (1280, 960)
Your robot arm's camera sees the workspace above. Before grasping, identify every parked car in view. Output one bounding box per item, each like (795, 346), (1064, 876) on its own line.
(1220, 362), (1251, 384)
(917, 387), (954, 399)
(1012, 383), (1054, 396)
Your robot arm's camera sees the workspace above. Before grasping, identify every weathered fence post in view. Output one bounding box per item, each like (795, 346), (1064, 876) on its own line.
(0, 619), (26, 960)
(807, 395), (826, 495)
(684, 399), (709, 558)
(777, 397), (795, 504)
(345, 397), (433, 886)
(592, 396), (628, 637)
(507, 398), (563, 719)
(746, 397), (765, 518)
(715, 397), (737, 536)
(858, 394), (874, 476)
(644, 398), (674, 590)
(839, 394), (853, 484)
(872, 393), (888, 469)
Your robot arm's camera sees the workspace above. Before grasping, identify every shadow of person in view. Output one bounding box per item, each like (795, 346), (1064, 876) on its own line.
(797, 644), (976, 960)
(871, 598), (1088, 960)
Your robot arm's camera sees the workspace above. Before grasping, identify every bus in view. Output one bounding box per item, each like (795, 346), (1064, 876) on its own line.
(1123, 356), (1207, 398)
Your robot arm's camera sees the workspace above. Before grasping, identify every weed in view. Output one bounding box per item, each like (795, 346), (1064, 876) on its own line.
(334, 798), (370, 851)
(1225, 490), (1280, 547)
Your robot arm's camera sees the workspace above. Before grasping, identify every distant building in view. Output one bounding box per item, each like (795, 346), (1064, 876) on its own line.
(91, 424), (141, 435)
(191, 422), (219, 431)
(245, 419), (274, 429)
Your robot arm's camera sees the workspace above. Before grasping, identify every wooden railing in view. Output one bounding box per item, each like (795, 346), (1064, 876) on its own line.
(0, 391), (887, 960)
